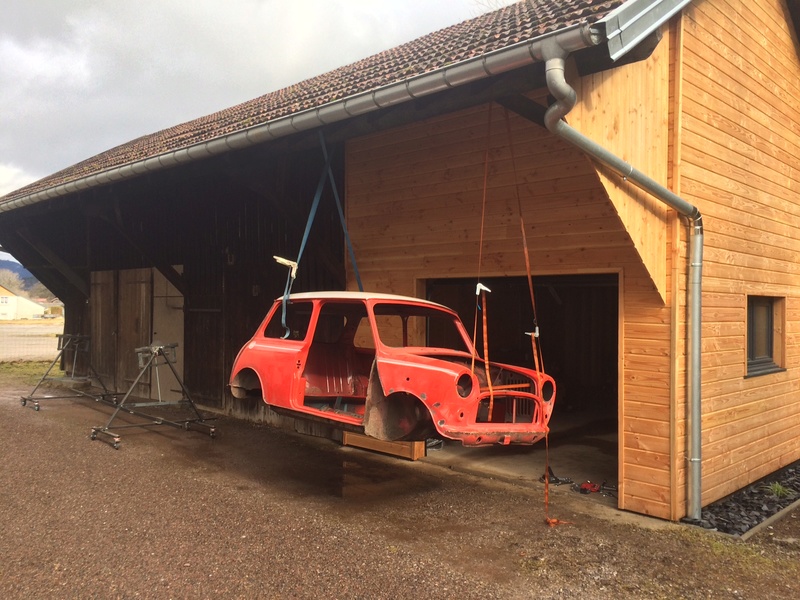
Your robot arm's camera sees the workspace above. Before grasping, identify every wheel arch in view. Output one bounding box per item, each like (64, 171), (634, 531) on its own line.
(229, 367), (264, 400)
(363, 361), (435, 441)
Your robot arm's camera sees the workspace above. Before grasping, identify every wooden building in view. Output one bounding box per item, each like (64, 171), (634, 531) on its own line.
(1, 0), (799, 521)
(0, 284), (46, 320)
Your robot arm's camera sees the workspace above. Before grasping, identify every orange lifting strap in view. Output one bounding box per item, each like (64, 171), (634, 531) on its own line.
(472, 105), (545, 378)
(472, 103), (495, 414)
(472, 106), (567, 527)
(504, 107), (544, 375)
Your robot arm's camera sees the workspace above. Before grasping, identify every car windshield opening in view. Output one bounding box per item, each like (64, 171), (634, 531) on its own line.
(372, 304), (471, 352)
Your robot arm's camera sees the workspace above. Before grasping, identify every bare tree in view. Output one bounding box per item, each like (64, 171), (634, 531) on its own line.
(0, 269), (25, 295)
(27, 281), (56, 301)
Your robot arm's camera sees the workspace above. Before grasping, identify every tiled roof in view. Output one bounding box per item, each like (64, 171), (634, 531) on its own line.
(2, 0), (624, 204)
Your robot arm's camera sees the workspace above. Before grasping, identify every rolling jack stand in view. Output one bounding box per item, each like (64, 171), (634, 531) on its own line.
(21, 334), (113, 411)
(90, 343), (216, 449)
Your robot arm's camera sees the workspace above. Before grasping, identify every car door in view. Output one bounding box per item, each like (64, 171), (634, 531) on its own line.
(254, 299), (317, 409)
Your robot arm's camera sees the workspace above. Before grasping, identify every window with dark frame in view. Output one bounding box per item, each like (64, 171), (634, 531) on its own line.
(746, 295), (783, 377)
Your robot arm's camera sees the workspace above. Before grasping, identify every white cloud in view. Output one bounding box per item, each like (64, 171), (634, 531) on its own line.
(0, 0), (516, 180)
(0, 36), (90, 87)
(0, 163), (39, 197)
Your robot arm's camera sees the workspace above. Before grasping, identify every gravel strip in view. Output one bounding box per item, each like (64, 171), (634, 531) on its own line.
(1, 381), (799, 599)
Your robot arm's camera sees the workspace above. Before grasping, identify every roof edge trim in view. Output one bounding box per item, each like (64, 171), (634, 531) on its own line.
(600, 0), (691, 60)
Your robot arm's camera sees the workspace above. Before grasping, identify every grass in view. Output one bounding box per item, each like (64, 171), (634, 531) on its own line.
(2, 318), (64, 326)
(762, 481), (797, 500)
(675, 527), (800, 579)
(0, 361), (62, 386)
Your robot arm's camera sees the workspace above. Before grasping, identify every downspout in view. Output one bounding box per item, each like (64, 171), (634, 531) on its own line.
(541, 49), (704, 521)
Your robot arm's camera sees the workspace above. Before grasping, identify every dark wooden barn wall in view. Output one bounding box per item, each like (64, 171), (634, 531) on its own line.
(5, 145), (347, 417)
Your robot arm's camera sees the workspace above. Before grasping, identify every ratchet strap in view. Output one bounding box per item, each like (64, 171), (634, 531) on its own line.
(504, 108), (544, 373)
(275, 130), (363, 338)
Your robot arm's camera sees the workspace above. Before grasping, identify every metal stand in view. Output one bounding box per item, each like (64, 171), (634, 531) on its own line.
(21, 334), (113, 410)
(90, 343), (216, 449)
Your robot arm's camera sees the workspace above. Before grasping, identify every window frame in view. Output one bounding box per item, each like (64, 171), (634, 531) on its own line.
(745, 295), (785, 378)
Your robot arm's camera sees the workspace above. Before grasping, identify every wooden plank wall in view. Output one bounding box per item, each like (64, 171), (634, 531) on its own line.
(346, 95), (676, 517)
(89, 270), (117, 388)
(346, 103), (641, 284)
(679, 0), (800, 505)
(89, 269), (154, 397)
(568, 38), (671, 302)
(668, 16), (688, 521)
(566, 27), (678, 517)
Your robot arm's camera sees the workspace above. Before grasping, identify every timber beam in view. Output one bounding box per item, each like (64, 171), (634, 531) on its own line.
(15, 226), (89, 298)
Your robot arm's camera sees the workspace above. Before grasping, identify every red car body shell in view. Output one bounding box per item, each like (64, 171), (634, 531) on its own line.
(229, 292), (555, 446)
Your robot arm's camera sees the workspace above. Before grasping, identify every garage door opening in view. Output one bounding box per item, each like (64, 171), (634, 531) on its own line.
(426, 274), (618, 487)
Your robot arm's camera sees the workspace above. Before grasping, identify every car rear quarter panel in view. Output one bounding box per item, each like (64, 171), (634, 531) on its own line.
(231, 337), (307, 408)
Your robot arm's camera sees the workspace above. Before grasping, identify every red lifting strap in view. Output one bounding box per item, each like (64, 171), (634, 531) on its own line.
(504, 108), (544, 374)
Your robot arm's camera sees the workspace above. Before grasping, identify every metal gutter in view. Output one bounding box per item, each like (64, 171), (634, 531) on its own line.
(0, 24), (602, 214)
(542, 45), (703, 520)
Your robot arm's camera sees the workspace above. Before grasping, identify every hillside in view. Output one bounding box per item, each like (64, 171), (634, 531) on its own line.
(0, 259), (32, 281)
(0, 259), (50, 297)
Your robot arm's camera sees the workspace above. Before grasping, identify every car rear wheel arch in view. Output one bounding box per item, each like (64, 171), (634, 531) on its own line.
(230, 368), (263, 400)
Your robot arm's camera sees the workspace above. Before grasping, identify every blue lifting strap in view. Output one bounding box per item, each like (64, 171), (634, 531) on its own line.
(276, 130), (364, 338)
(277, 141), (332, 337)
(319, 132), (364, 293)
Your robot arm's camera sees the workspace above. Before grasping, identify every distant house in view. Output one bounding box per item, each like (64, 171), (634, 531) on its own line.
(0, 285), (45, 320)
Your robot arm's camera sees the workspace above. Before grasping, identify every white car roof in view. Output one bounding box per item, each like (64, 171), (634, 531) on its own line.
(278, 290), (449, 310)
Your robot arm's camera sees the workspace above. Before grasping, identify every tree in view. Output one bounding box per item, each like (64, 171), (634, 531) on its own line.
(0, 269), (25, 295)
(26, 281), (56, 301)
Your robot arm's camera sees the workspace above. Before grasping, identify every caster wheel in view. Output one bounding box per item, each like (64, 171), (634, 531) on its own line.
(20, 399), (26, 407)
(34, 404), (40, 411)
(90, 432), (97, 441)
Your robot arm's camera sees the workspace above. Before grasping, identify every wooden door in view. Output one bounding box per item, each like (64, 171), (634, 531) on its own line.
(116, 269), (152, 397)
(150, 267), (185, 401)
(90, 270), (117, 389)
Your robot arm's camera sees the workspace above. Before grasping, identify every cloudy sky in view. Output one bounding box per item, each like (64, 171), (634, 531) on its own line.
(0, 0), (514, 261)
(0, 0), (513, 195)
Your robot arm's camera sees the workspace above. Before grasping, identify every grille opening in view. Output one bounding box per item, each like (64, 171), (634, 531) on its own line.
(476, 396), (538, 424)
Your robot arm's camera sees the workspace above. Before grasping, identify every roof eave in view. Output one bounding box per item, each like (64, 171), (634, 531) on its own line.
(1, 23), (607, 214)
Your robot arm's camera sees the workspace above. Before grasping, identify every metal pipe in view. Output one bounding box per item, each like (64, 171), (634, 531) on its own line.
(542, 54), (704, 520)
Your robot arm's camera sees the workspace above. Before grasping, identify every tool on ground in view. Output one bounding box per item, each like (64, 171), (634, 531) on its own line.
(574, 480), (618, 497)
(539, 465), (573, 486)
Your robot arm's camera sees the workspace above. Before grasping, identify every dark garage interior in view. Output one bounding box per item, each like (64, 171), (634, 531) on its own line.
(426, 274), (619, 484)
